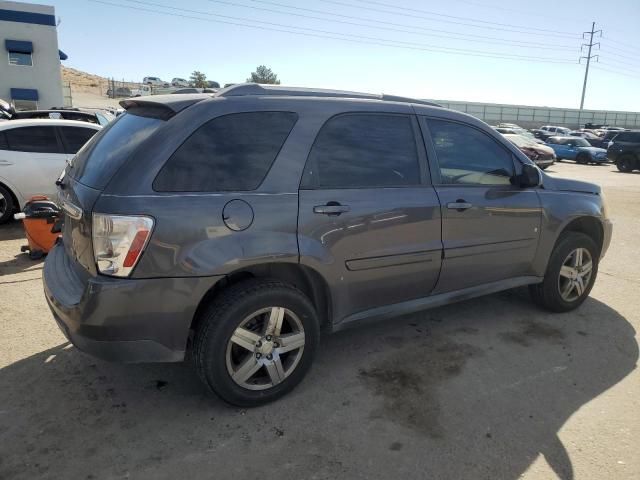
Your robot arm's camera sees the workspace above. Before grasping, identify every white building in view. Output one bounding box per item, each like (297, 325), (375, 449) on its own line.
(0, 1), (66, 110)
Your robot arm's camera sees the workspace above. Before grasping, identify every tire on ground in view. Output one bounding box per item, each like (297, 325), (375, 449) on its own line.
(193, 278), (320, 407)
(529, 231), (599, 313)
(0, 184), (16, 224)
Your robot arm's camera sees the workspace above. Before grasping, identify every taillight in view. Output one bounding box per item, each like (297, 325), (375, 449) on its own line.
(92, 213), (154, 277)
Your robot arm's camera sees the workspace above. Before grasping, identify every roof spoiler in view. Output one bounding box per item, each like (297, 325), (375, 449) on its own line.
(119, 94), (211, 120)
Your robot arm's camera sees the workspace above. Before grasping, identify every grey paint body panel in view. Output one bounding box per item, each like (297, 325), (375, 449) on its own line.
(43, 92), (612, 363)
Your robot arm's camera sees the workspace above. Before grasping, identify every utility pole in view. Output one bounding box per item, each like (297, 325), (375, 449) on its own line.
(578, 22), (601, 127)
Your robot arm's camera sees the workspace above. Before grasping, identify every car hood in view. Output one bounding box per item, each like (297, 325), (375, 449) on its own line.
(530, 144), (555, 155)
(541, 173), (601, 194)
(578, 146), (607, 155)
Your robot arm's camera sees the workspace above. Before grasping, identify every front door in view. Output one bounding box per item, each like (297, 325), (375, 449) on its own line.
(298, 113), (442, 324)
(421, 118), (542, 293)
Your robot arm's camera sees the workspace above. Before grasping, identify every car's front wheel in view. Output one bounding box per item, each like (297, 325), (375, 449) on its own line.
(575, 153), (589, 164)
(193, 279), (320, 406)
(530, 232), (598, 312)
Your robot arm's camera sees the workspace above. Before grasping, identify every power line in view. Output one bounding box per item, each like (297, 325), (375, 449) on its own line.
(600, 35), (639, 54)
(204, 0), (578, 50)
(94, 0), (577, 64)
(592, 65), (640, 80)
(319, 0), (581, 38)
(599, 48), (639, 64)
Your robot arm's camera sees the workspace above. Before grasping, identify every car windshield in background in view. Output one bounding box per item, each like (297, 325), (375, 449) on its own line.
(504, 134), (535, 148)
(68, 113), (163, 189)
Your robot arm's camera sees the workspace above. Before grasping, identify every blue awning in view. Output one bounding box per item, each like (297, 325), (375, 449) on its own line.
(59, 49), (68, 61)
(5, 39), (33, 53)
(11, 88), (39, 101)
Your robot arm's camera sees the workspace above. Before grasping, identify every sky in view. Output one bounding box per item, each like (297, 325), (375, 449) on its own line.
(31, 0), (640, 110)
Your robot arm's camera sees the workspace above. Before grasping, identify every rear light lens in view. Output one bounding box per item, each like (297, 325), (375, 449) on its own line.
(92, 213), (154, 277)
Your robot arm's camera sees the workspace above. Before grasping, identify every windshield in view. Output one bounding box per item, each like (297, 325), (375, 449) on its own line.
(67, 112), (162, 189)
(573, 138), (590, 147)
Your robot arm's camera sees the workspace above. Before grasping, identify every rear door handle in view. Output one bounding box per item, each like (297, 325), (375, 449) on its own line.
(447, 201), (473, 211)
(313, 203), (350, 216)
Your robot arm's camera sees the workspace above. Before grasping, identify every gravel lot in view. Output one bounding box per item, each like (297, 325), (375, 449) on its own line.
(0, 162), (638, 480)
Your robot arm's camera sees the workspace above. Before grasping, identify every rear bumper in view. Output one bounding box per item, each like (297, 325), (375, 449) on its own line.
(43, 242), (222, 363)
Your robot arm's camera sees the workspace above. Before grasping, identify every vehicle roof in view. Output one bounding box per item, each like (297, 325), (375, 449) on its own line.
(0, 118), (102, 130)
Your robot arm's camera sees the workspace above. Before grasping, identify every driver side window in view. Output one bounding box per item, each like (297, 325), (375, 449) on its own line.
(427, 119), (515, 186)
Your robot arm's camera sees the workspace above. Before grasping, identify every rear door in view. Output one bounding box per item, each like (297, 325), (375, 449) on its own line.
(0, 125), (65, 200)
(298, 112), (442, 324)
(421, 117), (541, 293)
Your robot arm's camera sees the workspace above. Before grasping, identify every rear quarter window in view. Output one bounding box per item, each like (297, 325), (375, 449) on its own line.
(153, 112), (298, 192)
(68, 113), (162, 189)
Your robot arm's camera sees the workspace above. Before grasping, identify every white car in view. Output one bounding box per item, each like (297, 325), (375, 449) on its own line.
(171, 77), (190, 87)
(142, 76), (164, 86)
(0, 119), (101, 223)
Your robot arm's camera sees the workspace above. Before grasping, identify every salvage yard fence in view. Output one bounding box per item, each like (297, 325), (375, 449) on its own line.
(427, 99), (640, 129)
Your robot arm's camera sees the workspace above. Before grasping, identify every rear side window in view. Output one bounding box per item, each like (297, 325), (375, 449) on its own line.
(615, 132), (640, 142)
(154, 112), (297, 192)
(0, 132), (7, 150)
(301, 113), (420, 189)
(4, 126), (60, 153)
(59, 127), (98, 154)
(68, 113), (162, 189)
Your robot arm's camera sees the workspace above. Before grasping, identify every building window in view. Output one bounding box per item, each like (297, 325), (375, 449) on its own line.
(8, 51), (32, 66)
(12, 100), (38, 111)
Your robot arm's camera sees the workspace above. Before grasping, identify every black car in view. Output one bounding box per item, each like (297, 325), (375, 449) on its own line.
(607, 130), (640, 172)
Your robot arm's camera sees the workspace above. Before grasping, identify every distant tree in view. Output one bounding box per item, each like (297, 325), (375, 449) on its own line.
(190, 71), (207, 88)
(246, 65), (280, 84)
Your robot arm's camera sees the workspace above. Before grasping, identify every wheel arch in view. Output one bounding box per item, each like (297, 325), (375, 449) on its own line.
(556, 215), (604, 256)
(189, 262), (333, 343)
(0, 179), (22, 212)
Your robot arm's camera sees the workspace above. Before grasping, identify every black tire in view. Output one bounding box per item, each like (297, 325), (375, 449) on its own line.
(193, 278), (320, 407)
(529, 232), (599, 313)
(575, 153), (589, 164)
(0, 184), (15, 224)
(616, 154), (636, 173)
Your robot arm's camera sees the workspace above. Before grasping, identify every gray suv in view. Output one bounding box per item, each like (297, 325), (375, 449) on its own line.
(44, 84), (612, 406)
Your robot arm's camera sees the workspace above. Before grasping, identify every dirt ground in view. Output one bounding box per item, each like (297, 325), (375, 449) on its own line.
(0, 162), (638, 480)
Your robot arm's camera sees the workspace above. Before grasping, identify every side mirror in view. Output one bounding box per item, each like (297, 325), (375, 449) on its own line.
(512, 163), (541, 188)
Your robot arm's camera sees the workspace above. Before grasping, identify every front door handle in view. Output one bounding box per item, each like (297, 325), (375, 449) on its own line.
(313, 203), (350, 216)
(447, 200), (473, 212)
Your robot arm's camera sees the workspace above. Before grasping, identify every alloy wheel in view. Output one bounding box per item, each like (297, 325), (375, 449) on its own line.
(225, 307), (306, 391)
(557, 247), (593, 302)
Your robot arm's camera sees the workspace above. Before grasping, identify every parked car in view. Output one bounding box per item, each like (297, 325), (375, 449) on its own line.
(569, 130), (602, 147)
(546, 136), (608, 164)
(540, 125), (571, 135)
(171, 78), (190, 87)
(143, 76), (164, 86)
(496, 122), (522, 129)
(0, 119), (101, 223)
(502, 134), (555, 169)
(495, 127), (544, 144)
(10, 109), (113, 126)
(44, 85), (611, 406)
(531, 129), (557, 141)
(106, 87), (132, 98)
(131, 85), (152, 97)
(207, 81), (221, 88)
(607, 130), (640, 173)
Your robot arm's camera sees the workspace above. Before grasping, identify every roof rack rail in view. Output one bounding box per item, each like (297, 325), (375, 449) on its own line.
(216, 83), (441, 107)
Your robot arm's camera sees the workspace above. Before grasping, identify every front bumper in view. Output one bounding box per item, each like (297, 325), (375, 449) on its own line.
(535, 158), (555, 168)
(43, 242), (221, 363)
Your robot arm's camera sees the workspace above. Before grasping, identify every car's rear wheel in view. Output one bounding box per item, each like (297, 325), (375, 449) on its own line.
(193, 279), (320, 406)
(529, 232), (598, 312)
(616, 154), (636, 173)
(0, 185), (15, 224)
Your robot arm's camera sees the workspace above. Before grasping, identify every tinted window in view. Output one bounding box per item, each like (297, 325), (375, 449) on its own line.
(428, 119), (514, 186)
(154, 112), (297, 192)
(301, 114), (420, 189)
(59, 127), (98, 154)
(0, 132), (7, 150)
(615, 132), (640, 142)
(9, 52), (32, 66)
(69, 113), (162, 189)
(5, 126), (60, 153)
